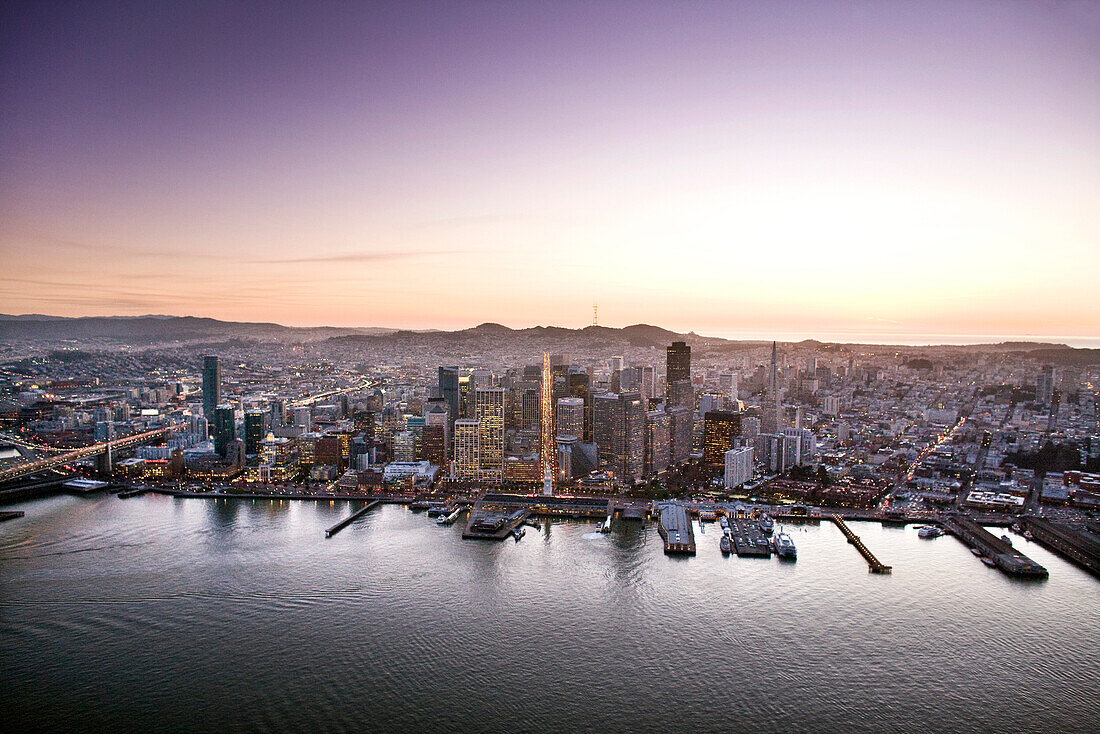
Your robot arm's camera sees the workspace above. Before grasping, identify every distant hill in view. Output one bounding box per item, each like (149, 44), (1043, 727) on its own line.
(0, 315), (385, 343)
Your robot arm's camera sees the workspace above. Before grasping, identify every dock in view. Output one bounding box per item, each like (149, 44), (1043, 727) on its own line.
(657, 504), (695, 555)
(324, 500), (381, 538)
(0, 510), (24, 522)
(117, 487), (149, 499)
(1019, 517), (1100, 580)
(729, 518), (771, 557)
(462, 508), (529, 540)
(941, 515), (1048, 578)
(830, 515), (891, 573)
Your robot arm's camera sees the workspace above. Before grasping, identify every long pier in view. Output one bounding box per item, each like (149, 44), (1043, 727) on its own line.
(830, 515), (891, 573)
(324, 501), (381, 538)
(940, 516), (1048, 578)
(1020, 517), (1100, 580)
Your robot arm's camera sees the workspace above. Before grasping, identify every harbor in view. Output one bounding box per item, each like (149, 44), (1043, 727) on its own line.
(656, 503), (695, 554)
(728, 518), (772, 558)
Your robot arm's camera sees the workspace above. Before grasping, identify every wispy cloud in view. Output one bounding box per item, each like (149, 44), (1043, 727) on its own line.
(245, 250), (464, 264)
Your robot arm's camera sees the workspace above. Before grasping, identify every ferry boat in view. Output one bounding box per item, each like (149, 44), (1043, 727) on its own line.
(773, 532), (797, 559)
(917, 526), (945, 539)
(1001, 535), (1012, 546)
(436, 508), (462, 525)
(981, 557), (996, 568)
(970, 547), (983, 557)
(512, 527), (526, 541)
(719, 515), (729, 530)
(720, 535), (732, 555)
(758, 514), (774, 535)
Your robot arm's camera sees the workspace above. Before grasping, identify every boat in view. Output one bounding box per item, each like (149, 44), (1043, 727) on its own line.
(917, 526), (945, 539)
(758, 514), (774, 535)
(970, 547), (983, 556)
(601, 516), (612, 533)
(719, 515), (729, 530)
(436, 508), (461, 525)
(512, 527), (525, 541)
(1001, 535), (1012, 546)
(1023, 530), (1033, 540)
(773, 532), (797, 559)
(981, 557), (996, 567)
(720, 535), (732, 555)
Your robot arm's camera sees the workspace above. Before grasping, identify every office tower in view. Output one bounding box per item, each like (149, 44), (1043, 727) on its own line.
(213, 404), (235, 458)
(593, 391), (645, 484)
(762, 341), (780, 433)
(438, 366), (460, 426)
(608, 356), (624, 373)
(453, 419), (480, 478)
(837, 422), (850, 442)
(270, 398), (288, 427)
(697, 394), (717, 416)
(422, 400), (449, 467)
(645, 409), (671, 476)
(669, 379), (694, 411)
(202, 356), (220, 425)
(804, 356), (817, 375)
(539, 352), (555, 495)
(1036, 365), (1055, 406)
(781, 431), (801, 469)
(666, 341), (691, 389)
(244, 410), (266, 456)
(635, 365), (656, 401)
(754, 433), (786, 474)
(520, 384), (540, 432)
(293, 406), (312, 431)
(783, 428), (816, 465)
(393, 431), (415, 462)
(555, 397), (585, 438)
(724, 446), (753, 488)
(475, 387), (505, 479)
(823, 395), (841, 416)
(566, 370), (592, 440)
(668, 406), (693, 464)
(703, 411), (741, 467)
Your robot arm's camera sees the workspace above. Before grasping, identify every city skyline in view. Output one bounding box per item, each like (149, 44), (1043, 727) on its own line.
(1, 1), (1097, 339)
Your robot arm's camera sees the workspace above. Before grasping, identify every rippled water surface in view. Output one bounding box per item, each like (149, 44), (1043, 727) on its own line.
(2, 494), (1098, 733)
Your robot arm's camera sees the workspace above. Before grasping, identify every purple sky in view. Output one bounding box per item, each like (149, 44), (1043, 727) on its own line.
(1, 1), (1097, 337)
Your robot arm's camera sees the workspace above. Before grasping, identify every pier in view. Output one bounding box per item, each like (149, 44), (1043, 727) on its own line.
(462, 508), (529, 540)
(117, 487), (150, 499)
(657, 504), (695, 555)
(830, 515), (891, 573)
(324, 501), (381, 538)
(1019, 517), (1100, 580)
(0, 510), (24, 522)
(939, 515), (1047, 578)
(729, 518), (771, 557)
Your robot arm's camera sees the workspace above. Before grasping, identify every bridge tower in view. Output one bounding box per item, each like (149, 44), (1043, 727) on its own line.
(97, 441), (113, 476)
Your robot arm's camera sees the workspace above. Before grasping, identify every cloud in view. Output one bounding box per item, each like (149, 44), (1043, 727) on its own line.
(244, 250), (463, 264)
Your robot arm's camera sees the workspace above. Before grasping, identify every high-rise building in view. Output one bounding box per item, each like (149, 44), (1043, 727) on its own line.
(762, 341), (780, 433)
(202, 356), (220, 425)
(823, 395), (841, 416)
(244, 410), (266, 456)
(636, 365), (656, 401)
(1036, 365), (1055, 406)
(593, 391), (645, 484)
(539, 352), (556, 495)
(475, 387), (505, 479)
(422, 399), (449, 468)
(668, 406), (693, 465)
(782, 428), (816, 465)
(555, 397), (584, 438)
(669, 379), (694, 411)
(724, 446), (753, 488)
(645, 409), (671, 476)
(438, 366), (460, 428)
(213, 404), (235, 458)
(703, 411), (741, 467)
(666, 341), (691, 389)
(453, 419), (480, 478)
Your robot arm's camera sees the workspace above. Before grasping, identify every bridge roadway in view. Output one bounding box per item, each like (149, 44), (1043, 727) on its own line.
(0, 425), (182, 484)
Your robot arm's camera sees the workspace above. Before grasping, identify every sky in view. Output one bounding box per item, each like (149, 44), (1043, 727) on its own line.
(0, 0), (1097, 339)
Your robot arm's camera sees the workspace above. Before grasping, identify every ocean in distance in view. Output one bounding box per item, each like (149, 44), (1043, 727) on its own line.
(2, 494), (1097, 734)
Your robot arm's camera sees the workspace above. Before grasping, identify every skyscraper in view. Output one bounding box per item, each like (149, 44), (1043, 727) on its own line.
(555, 397), (584, 438)
(475, 387), (505, 480)
(762, 341), (781, 433)
(539, 352), (556, 495)
(593, 391), (645, 484)
(244, 410), (266, 456)
(213, 404), (235, 458)
(666, 341), (691, 388)
(453, 419), (480, 478)
(202, 355), (220, 425)
(703, 411), (741, 467)
(438, 366), (460, 429)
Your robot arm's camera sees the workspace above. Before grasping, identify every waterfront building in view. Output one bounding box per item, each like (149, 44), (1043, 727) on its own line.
(213, 404), (235, 458)
(244, 410), (266, 456)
